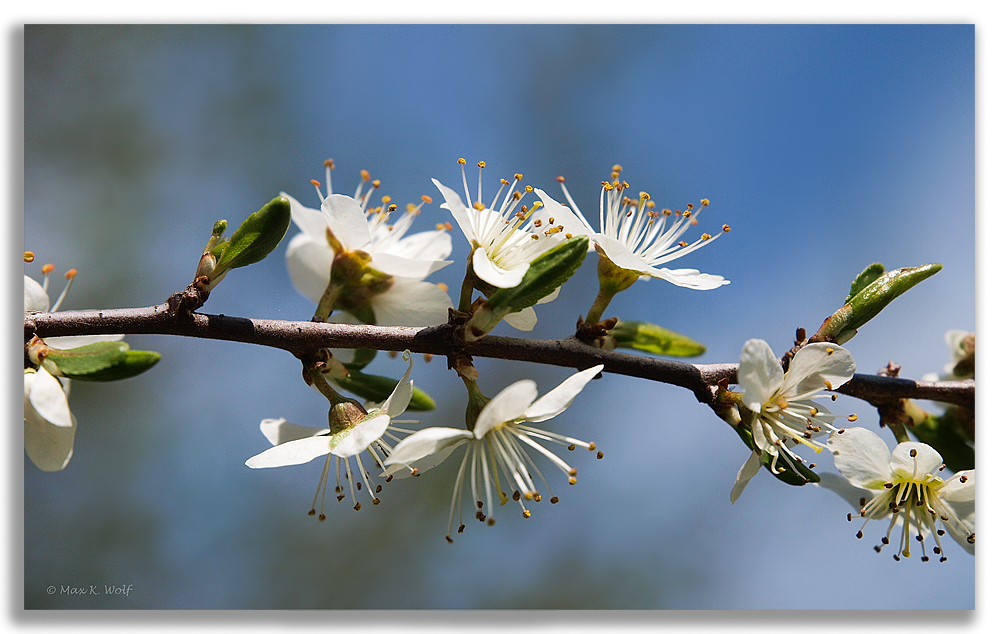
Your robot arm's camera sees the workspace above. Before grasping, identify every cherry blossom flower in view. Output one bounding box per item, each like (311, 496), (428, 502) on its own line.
(730, 339), (856, 502)
(823, 427), (974, 562)
(538, 166), (729, 290)
(384, 365), (604, 542)
(246, 352), (420, 517)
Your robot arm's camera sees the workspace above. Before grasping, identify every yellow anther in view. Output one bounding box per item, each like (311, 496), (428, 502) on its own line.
(473, 201), (485, 211)
(683, 210), (692, 218)
(500, 178), (510, 185)
(65, 268), (78, 279)
(522, 510), (531, 519)
(588, 442), (596, 451)
(310, 179), (321, 187)
(524, 185), (533, 193)
(24, 251), (35, 262)
(776, 397), (789, 410)
(556, 175), (565, 183)
(530, 234), (540, 240)
(701, 233), (711, 241)
(382, 195), (392, 204)
(687, 203), (695, 210)
(640, 191), (650, 200)
(421, 194), (433, 204)
(360, 169), (371, 181)
(678, 241), (688, 247)
(848, 414), (859, 422)
(826, 347), (835, 355)
(444, 222), (453, 231)
(477, 160), (485, 168)
(824, 380), (834, 390)
(722, 224), (731, 232)
(388, 204), (397, 212)
(810, 407), (819, 416)
(436, 282), (449, 292)
(612, 164), (623, 172)
(513, 173), (523, 181)
(621, 181), (630, 189)
(534, 219), (543, 227)
(566, 233), (573, 239)
(647, 201), (656, 210)
(371, 179), (381, 189)
(42, 263), (54, 274)
(436, 223), (445, 230)
(701, 198), (710, 206)
(511, 191), (521, 200)
(457, 158), (466, 165)
(603, 182), (613, 191)
(691, 218), (699, 226)
(568, 477), (577, 485)
(323, 158), (334, 168)
(549, 217), (555, 224)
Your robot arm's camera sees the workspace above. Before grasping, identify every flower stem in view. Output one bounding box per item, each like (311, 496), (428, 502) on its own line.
(458, 252), (477, 314)
(310, 368), (350, 405)
(585, 253), (639, 324)
(313, 280), (342, 323)
(461, 375), (491, 432)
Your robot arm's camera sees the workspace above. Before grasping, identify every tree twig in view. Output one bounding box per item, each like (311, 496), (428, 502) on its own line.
(24, 306), (975, 409)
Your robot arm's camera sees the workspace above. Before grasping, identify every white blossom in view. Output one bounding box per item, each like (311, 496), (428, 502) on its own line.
(284, 163), (453, 327)
(384, 365), (603, 542)
(537, 167), (729, 290)
(246, 352), (420, 517)
(823, 427), (974, 562)
(730, 339), (856, 502)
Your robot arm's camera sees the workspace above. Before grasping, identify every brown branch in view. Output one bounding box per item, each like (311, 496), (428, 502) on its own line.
(24, 306), (975, 409)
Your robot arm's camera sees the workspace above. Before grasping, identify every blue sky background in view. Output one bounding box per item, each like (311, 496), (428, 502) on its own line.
(23, 25), (974, 609)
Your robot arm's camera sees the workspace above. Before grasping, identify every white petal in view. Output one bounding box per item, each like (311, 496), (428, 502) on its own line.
(370, 251), (451, 279)
(524, 365), (603, 422)
(534, 187), (593, 238)
(245, 436), (331, 469)
(942, 503), (975, 554)
(826, 427), (893, 488)
(321, 194), (373, 252)
(535, 286), (560, 305)
(286, 232), (333, 304)
(27, 367), (72, 428)
(432, 179), (477, 244)
(382, 353), (414, 418)
(371, 278), (452, 327)
(332, 414), (390, 458)
(283, 192), (330, 239)
(472, 247), (529, 288)
(24, 404), (76, 472)
(738, 339), (785, 413)
(730, 453), (762, 503)
(592, 236), (659, 276)
(654, 268), (729, 290)
(24, 275), (49, 312)
(502, 307), (537, 331)
(259, 418), (327, 446)
(889, 441), (942, 479)
(782, 343), (856, 396)
(392, 229), (453, 262)
(384, 426), (473, 467)
(940, 470), (975, 502)
(815, 472), (870, 511)
(473, 380), (538, 438)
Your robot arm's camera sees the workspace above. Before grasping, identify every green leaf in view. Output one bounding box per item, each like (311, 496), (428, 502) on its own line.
(42, 341), (161, 382)
(609, 321), (706, 357)
(845, 262), (885, 303)
(333, 371), (436, 412)
(214, 196), (292, 273)
(816, 263), (942, 343)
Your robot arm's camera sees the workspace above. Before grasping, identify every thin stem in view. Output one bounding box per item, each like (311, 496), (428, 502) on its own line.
(313, 280), (341, 322)
(585, 286), (618, 325)
(24, 306), (976, 410)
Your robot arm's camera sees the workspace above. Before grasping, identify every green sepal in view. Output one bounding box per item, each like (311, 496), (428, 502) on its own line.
(609, 321), (707, 357)
(498, 235), (589, 312)
(816, 263), (942, 343)
(214, 196), (292, 273)
(333, 371), (436, 411)
(845, 262), (885, 304)
(42, 341), (161, 382)
(733, 419), (821, 487)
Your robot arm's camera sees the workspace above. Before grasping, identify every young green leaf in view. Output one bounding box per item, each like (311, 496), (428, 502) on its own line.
(214, 196), (292, 273)
(845, 262), (885, 303)
(609, 321), (707, 357)
(334, 371), (436, 412)
(42, 341), (161, 382)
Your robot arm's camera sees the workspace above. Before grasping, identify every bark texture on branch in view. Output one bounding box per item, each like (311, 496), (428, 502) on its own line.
(24, 306), (975, 409)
